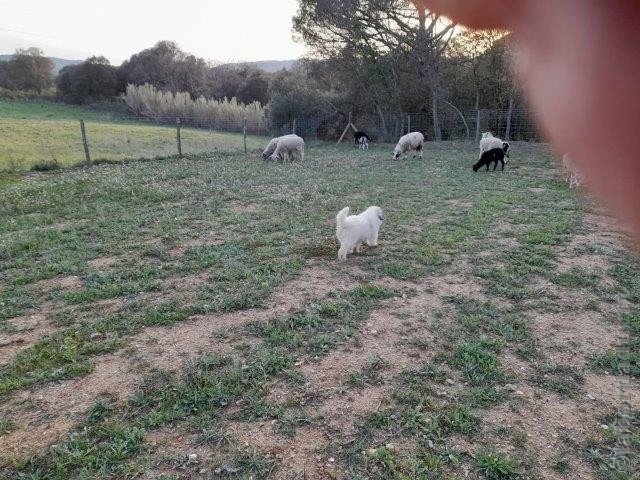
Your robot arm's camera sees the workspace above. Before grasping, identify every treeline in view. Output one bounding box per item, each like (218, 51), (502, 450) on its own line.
(0, 1), (530, 140)
(0, 41), (272, 107)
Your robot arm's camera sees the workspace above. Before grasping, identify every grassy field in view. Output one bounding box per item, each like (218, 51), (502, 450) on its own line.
(0, 141), (638, 479)
(0, 100), (268, 171)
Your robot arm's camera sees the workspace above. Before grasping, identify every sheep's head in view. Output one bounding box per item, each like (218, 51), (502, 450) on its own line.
(393, 146), (402, 160)
(473, 163), (480, 172)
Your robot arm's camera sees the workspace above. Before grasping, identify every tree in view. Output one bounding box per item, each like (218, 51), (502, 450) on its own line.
(118, 41), (208, 97)
(57, 56), (121, 103)
(449, 29), (508, 140)
(293, 0), (455, 140)
(6, 47), (54, 93)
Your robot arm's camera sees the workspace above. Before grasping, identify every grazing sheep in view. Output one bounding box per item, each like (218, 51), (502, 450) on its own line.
(393, 132), (424, 160)
(562, 154), (585, 187)
(479, 132), (510, 161)
(270, 134), (305, 162)
(473, 147), (506, 172)
(354, 131), (371, 150)
(262, 134), (297, 160)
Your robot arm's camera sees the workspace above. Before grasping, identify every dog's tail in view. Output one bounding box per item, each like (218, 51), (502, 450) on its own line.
(336, 207), (350, 228)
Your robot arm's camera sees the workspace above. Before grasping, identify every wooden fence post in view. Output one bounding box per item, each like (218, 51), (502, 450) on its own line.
(79, 119), (91, 166)
(176, 118), (182, 157)
(243, 118), (247, 154)
(292, 118), (296, 135)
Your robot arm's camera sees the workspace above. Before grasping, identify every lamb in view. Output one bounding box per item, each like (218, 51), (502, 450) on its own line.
(354, 131), (371, 150)
(269, 134), (305, 162)
(262, 134), (297, 160)
(479, 132), (510, 162)
(473, 147), (506, 172)
(562, 154), (585, 188)
(393, 132), (424, 160)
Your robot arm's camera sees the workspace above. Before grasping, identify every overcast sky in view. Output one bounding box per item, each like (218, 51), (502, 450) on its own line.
(0, 0), (307, 64)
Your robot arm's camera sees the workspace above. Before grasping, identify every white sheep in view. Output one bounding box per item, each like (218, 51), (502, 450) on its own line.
(562, 154), (585, 188)
(479, 132), (510, 162)
(393, 132), (424, 160)
(270, 134), (305, 162)
(262, 134), (297, 160)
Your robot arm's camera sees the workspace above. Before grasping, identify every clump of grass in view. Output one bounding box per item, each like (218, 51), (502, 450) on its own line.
(448, 336), (508, 386)
(591, 310), (640, 377)
(531, 362), (584, 398)
(0, 416), (14, 434)
(584, 410), (639, 480)
(473, 450), (524, 479)
(552, 451), (570, 474)
(30, 158), (60, 172)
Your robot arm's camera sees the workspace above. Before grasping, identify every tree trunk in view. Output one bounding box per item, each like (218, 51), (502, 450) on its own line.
(431, 85), (442, 141)
(475, 93), (481, 142)
(505, 88), (515, 141)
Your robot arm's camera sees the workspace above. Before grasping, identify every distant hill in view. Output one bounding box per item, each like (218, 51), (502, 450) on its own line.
(0, 55), (83, 74)
(221, 59), (298, 73)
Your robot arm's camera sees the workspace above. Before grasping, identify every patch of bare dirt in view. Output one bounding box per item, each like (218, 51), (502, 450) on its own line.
(0, 313), (53, 365)
(529, 311), (623, 366)
(31, 275), (82, 293)
(583, 373), (640, 410)
(481, 392), (598, 480)
(133, 263), (355, 371)
(0, 352), (139, 458)
(168, 234), (227, 257)
(94, 298), (124, 314)
(88, 256), (119, 269)
(228, 202), (262, 214)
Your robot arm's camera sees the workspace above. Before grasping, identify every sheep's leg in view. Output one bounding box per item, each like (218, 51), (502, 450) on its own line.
(486, 163), (490, 172)
(338, 244), (349, 261)
(501, 159), (505, 171)
(301, 146), (305, 162)
(355, 242), (363, 253)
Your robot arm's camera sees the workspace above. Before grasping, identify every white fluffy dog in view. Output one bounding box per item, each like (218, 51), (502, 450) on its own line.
(335, 206), (384, 261)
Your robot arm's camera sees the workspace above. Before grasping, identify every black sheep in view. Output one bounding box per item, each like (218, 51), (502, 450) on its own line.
(473, 147), (506, 172)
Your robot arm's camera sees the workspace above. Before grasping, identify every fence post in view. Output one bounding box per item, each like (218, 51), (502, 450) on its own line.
(243, 118), (247, 154)
(292, 118), (296, 135)
(79, 119), (91, 166)
(176, 118), (182, 157)
(407, 114), (411, 134)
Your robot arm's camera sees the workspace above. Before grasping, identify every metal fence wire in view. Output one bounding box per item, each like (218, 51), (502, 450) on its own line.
(0, 107), (542, 170)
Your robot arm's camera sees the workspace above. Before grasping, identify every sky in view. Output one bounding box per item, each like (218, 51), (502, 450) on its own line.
(0, 0), (307, 64)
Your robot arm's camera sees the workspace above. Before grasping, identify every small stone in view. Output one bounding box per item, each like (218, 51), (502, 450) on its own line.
(371, 330), (378, 335)
(402, 293), (407, 299)
(294, 360), (303, 366)
(446, 378), (455, 385)
(385, 443), (397, 452)
(587, 394), (596, 401)
(515, 390), (525, 396)
(503, 384), (517, 392)
(188, 453), (198, 463)
(328, 457), (335, 463)
(427, 439), (434, 449)
(199, 469), (207, 474)
(600, 424), (609, 430)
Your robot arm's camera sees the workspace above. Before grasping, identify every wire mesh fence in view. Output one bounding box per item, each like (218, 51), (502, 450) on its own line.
(0, 107), (542, 171)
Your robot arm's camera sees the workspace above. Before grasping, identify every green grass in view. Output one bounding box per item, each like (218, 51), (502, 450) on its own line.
(584, 410), (639, 480)
(0, 99), (271, 170)
(1, 139), (639, 478)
